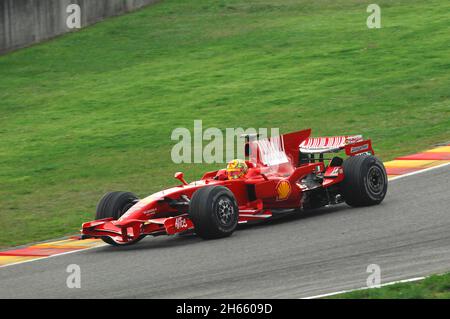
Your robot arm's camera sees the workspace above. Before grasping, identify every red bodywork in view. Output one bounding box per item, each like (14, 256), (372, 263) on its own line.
(81, 129), (374, 244)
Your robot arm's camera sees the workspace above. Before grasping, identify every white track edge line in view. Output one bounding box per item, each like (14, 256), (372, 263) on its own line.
(302, 276), (426, 299)
(388, 161), (450, 181)
(0, 243), (107, 268)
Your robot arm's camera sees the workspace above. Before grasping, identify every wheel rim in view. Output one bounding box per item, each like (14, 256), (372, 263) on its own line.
(216, 196), (235, 227)
(367, 166), (385, 195)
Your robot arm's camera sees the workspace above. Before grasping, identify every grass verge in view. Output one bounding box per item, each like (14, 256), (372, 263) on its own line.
(330, 273), (450, 299)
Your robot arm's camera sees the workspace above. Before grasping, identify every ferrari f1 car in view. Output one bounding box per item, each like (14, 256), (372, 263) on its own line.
(81, 129), (388, 246)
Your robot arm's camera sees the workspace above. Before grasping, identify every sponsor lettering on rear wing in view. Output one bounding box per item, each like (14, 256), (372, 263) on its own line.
(344, 139), (374, 156)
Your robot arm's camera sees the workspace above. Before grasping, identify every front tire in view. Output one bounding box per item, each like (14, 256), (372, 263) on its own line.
(189, 186), (239, 239)
(95, 191), (142, 246)
(341, 155), (388, 207)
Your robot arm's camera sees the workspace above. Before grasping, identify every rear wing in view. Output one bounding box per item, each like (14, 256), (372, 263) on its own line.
(244, 130), (374, 170)
(299, 135), (374, 156)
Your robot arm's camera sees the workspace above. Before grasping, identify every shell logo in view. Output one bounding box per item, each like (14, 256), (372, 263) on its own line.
(276, 180), (292, 201)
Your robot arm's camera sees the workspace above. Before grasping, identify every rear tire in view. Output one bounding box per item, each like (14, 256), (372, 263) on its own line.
(189, 186), (239, 239)
(95, 191), (142, 246)
(341, 155), (388, 207)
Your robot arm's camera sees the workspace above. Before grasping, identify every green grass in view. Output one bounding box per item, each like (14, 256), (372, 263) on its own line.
(330, 273), (450, 298)
(0, 0), (449, 248)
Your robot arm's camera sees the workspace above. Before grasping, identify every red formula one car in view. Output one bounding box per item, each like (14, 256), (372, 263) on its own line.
(81, 129), (388, 246)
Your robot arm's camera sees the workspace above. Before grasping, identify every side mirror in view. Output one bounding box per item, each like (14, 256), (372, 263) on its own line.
(174, 172), (188, 185)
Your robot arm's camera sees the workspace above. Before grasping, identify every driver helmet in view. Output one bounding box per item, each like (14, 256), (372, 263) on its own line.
(226, 159), (248, 180)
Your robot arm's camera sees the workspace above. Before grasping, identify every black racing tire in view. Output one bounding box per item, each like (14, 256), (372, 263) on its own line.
(95, 191), (141, 246)
(341, 155), (388, 207)
(189, 186), (239, 239)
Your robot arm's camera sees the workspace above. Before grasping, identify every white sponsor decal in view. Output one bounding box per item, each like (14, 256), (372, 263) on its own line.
(330, 167), (340, 176)
(351, 144), (369, 153)
(174, 217), (188, 230)
(144, 208), (157, 215)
